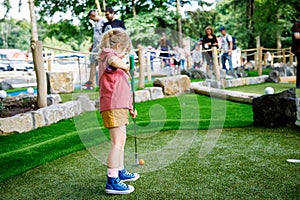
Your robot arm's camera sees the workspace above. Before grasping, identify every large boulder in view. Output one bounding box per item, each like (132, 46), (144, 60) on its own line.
(47, 72), (74, 94)
(253, 88), (298, 127)
(153, 75), (190, 95)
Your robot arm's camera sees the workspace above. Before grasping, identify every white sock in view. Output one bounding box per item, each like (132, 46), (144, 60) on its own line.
(107, 168), (119, 178)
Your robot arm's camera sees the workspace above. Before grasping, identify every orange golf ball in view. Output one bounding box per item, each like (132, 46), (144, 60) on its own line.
(139, 159), (145, 165)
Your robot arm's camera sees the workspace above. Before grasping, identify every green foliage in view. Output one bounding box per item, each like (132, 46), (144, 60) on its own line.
(0, 18), (31, 50)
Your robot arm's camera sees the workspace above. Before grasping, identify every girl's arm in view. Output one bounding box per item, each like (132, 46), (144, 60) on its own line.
(108, 55), (131, 78)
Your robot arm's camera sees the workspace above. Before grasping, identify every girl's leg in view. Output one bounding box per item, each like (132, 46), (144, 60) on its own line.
(107, 125), (126, 177)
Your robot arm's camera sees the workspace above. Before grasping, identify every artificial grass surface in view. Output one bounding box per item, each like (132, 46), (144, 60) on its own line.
(0, 94), (252, 182)
(0, 127), (299, 199)
(227, 82), (300, 97)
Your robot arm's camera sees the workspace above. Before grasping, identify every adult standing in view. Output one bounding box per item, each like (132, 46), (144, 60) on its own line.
(219, 26), (233, 72)
(292, 12), (300, 88)
(83, 10), (106, 89)
(202, 26), (218, 71)
(156, 32), (173, 68)
(102, 7), (126, 33)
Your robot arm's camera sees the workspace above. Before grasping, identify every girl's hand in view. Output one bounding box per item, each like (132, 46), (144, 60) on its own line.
(130, 109), (137, 118)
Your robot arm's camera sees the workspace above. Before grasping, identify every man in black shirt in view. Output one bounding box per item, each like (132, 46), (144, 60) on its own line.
(102, 7), (126, 33)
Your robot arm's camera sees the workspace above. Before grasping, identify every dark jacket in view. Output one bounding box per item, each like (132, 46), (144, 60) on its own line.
(292, 20), (300, 53)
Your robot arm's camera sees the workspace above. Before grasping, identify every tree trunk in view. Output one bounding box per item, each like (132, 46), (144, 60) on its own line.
(95, 0), (101, 15)
(246, 0), (255, 48)
(102, 0), (106, 10)
(132, 0), (136, 17)
(177, 0), (182, 48)
(29, 0), (47, 108)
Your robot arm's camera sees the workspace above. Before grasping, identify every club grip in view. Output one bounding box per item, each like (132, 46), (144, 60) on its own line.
(129, 54), (135, 73)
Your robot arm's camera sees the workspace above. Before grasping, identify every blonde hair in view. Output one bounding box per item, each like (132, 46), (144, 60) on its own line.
(100, 28), (131, 54)
(205, 26), (214, 35)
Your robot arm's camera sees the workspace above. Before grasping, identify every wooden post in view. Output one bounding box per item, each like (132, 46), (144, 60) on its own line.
(47, 56), (53, 72)
(289, 47), (293, 65)
(282, 49), (286, 64)
(138, 46), (145, 89)
(255, 35), (260, 70)
(212, 47), (220, 80)
(271, 53), (274, 66)
(258, 46), (263, 76)
(146, 52), (151, 82)
(263, 51), (267, 66)
(29, 0), (47, 108)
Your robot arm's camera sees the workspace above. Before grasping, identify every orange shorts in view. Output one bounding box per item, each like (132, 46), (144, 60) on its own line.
(101, 108), (129, 128)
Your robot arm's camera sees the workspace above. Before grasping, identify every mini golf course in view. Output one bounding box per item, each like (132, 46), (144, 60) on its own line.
(0, 84), (299, 199)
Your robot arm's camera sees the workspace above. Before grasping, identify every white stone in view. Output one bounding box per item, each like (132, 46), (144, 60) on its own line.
(76, 94), (96, 112)
(146, 87), (164, 100)
(47, 94), (62, 105)
(135, 90), (151, 103)
(0, 113), (33, 135)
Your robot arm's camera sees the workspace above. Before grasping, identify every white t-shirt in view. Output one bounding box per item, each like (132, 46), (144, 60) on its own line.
(221, 34), (233, 53)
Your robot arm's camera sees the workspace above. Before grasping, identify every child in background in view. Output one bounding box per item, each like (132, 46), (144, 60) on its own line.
(98, 28), (139, 195)
(192, 44), (203, 69)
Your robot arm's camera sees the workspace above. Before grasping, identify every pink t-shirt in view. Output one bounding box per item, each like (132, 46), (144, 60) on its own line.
(98, 48), (133, 112)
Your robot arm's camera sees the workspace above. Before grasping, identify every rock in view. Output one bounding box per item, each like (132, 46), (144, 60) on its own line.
(184, 69), (207, 80)
(220, 69), (227, 79)
(282, 65), (295, 76)
(47, 94), (62, 105)
(47, 72), (74, 94)
(0, 113), (33, 135)
(135, 90), (151, 103)
(62, 101), (82, 118)
(244, 61), (254, 71)
(227, 70), (238, 78)
(146, 87), (164, 100)
(235, 67), (248, 78)
(266, 70), (280, 83)
(0, 81), (12, 90)
(76, 94), (96, 112)
(205, 79), (224, 89)
(153, 75), (190, 95)
(253, 88), (298, 127)
(31, 110), (46, 129)
(41, 105), (66, 125)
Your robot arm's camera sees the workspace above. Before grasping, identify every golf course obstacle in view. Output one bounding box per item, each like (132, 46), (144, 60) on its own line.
(0, 94), (95, 135)
(253, 88), (299, 127)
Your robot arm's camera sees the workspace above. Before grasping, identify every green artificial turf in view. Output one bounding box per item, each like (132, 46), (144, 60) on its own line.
(247, 69), (272, 77)
(0, 94), (252, 182)
(0, 127), (299, 199)
(227, 82), (300, 96)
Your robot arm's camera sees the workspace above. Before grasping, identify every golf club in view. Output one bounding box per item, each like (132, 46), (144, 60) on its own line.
(129, 54), (139, 165)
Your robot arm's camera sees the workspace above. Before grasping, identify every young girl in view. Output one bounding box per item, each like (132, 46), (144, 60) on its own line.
(98, 28), (139, 195)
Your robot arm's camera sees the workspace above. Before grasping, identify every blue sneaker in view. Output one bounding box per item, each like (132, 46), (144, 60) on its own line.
(105, 177), (134, 195)
(119, 168), (140, 182)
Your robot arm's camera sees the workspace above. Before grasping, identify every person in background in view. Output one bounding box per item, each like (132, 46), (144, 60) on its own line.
(102, 7), (126, 33)
(144, 46), (156, 72)
(83, 10), (106, 89)
(202, 26), (218, 72)
(219, 26), (233, 72)
(156, 32), (173, 68)
(192, 44), (203, 69)
(292, 12), (300, 89)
